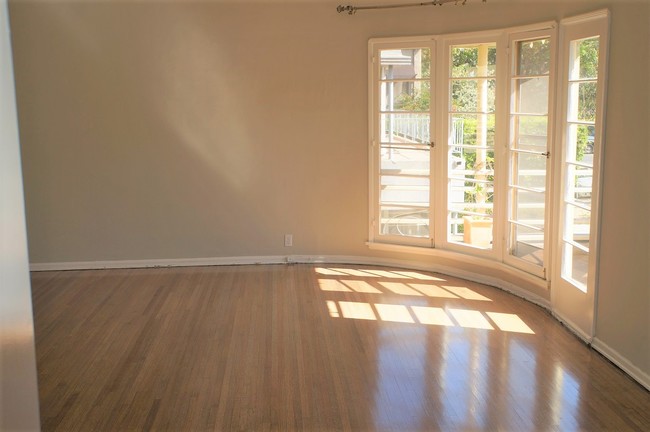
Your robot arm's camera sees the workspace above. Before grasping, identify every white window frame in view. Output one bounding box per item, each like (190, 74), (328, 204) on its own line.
(503, 25), (558, 279)
(435, 31), (507, 261)
(368, 38), (437, 248)
(551, 10), (609, 337)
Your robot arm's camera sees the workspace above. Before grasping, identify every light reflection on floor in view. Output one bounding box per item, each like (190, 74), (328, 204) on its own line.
(551, 362), (581, 431)
(315, 266), (581, 431)
(373, 325), (428, 430)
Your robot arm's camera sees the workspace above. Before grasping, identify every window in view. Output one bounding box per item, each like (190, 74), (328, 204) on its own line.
(372, 44), (435, 247)
(447, 42), (497, 250)
(505, 32), (555, 278)
(559, 36), (600, 290)
(550, 10), (609, 338)
(368, 12), (608, 295)
(553, 11), (609, 304)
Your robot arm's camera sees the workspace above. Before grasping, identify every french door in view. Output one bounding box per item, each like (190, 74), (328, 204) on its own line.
(552, 11), (609, 338)
(505, 29), (556, 278)
(370, 42), (436, 247)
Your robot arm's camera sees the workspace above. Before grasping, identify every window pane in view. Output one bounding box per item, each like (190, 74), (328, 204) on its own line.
(380, 48), (431, 79)
(380, 143), (429, 176)
(513, 189), (545, 223)
(514, 115), (547, 151)
(451, 79), (496, 113)
(561, 201), (590, 289)
(380, 176), (429, 206)
(508, 36), (551, 272)
(513, 153), (546, 189)
(450, 114), (496, 148)
(571, 166), (593, 208)
(447, 42), (496, 249)
(450, 148), (495, 179)
(517, 38), (551, 76)
(567, 124), (595, 164)
(448, 148), (494, 219)
(451, 45), (496, 77)
(375, 45), (432, 242)
(564, 203), (591, 243)
(450, 214), (493, 248)
(448, 168), (466, 206)
(510, 224), (544, 265)
(568, 82), (597, 122)
(570, 37), (599, 80)
(514, 77), (549, 114)
(380, 207), (429, 238)
(563, 243), (589, 290)
(380, 114), (430, 144)
(447, 184), (494, 215)
(380, 81), (430, 112)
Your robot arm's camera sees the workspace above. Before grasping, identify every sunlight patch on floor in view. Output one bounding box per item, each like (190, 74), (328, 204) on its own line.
(379, 282), (424, 296)
(442, 286), (492, 301)
(319, 279), (352, 292)
(486, 312), (535, 334)
(411, 306), (455, 326)
(318, 277), (492, 302)
(326, 301), (535, 334)
(339, 301), (377, 320)
(375, 304), (415, 323)
(341, 280), (383, 294)
(326, 301), (340, 317)
(448, 308), (494, 330)
(409, 284), (459, 299)
(330, 268), (381, 277)
(315, 267), (446, 281)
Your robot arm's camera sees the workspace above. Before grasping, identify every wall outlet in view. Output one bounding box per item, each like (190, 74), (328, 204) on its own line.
(284, 234), (293, 247)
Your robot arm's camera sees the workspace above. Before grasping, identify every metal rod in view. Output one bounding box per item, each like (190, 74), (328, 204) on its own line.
(337, 0), (484, 15)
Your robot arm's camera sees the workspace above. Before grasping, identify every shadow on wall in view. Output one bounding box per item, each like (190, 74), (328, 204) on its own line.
(11, 1), (366, 261)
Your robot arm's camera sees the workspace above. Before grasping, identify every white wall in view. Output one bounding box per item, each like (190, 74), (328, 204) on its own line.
(9, 0), (649, 385)
(1, 0), (41, 429)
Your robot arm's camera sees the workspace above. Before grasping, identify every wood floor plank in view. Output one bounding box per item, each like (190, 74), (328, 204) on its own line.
(30, 264), (650, 431)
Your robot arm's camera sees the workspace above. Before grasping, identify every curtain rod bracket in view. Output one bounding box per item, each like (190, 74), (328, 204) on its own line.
(336, 5), (356, 14)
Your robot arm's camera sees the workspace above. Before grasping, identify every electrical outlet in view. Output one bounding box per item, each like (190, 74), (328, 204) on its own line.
(284, 234), (293, 247)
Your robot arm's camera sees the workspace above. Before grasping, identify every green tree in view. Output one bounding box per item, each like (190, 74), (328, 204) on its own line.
(394, 48), (431, 111)
(575, 38), (599, 160)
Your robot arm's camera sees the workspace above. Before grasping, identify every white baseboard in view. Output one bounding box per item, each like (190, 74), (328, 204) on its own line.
(30, 253), (551, 307)
(30, 256), (289, 271)
(551, 310), (594, 344)
(592, 338), (650, 391)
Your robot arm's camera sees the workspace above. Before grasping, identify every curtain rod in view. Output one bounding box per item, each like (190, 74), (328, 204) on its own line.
(337, 0), (486, 15)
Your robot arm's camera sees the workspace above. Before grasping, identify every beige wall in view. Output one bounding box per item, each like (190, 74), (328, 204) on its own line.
(593, 0), (649, 381)
(9, 0), (649, 381)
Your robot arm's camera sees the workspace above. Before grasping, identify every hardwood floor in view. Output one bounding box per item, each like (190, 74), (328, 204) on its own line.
(31, 264), (650, 431)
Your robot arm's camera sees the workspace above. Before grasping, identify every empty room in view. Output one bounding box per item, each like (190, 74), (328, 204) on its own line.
(1, 0), (649, 430)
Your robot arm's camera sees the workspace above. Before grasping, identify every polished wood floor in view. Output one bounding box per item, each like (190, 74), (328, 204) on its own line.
(31, 264), (650, 431)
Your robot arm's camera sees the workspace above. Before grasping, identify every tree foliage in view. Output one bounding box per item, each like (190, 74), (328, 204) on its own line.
(576, 38), (599, 160)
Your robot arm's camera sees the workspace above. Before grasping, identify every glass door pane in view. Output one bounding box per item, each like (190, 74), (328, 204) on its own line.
(379, 48), (432, 239)
(508, 37), (551, 272)
(447, 43), (496, 249)
(560, 36), (599, 292)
